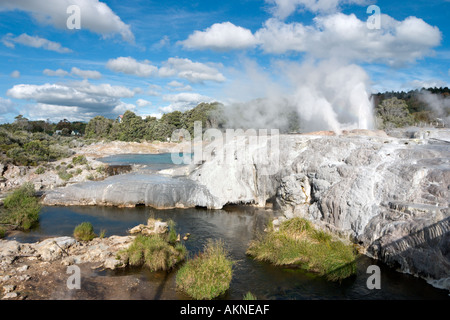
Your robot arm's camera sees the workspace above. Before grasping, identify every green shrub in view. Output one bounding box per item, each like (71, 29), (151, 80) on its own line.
(73, 222), (96, 241)
(119, 234), (186, 271)
(57, 169), (73, 181)
(96, 166), (105, 174)
(246, 218), (357, 282)
(0, 227), (5, 238)
(176, 239), (233, 300)
(35, 167), (46, 175)
(1, 183), (41, 230)
(72, 155), (88, 165)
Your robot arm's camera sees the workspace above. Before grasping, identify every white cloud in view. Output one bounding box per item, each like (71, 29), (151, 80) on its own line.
(44, 67), (102, 79)
(159, 58), (226, 83)
(255, 18), (308, 54)
(265, 0), (368, 19)
(10, 70), (20, 78)
(6, 80), (136, 119)
(43, 69), (70, 77)
(167, 80), (192, 91)
(160, 92), (214, 113)
(136, 99), (152, 107)
(70, 67), (102, 79)
(182, 13), (441, 67)
(106, 57), (158, 77)
(2, 33), (72, 53)
(0, 97), (16, 115)
(0, 0), (134, 42)
(180, 22), (258, 51)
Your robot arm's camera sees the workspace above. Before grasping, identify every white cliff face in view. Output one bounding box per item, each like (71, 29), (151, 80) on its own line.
(190, 129), (450, 289)
(43, 172), (220, 209)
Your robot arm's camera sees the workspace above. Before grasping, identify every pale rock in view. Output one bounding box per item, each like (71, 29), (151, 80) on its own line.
(2, 292), (18, 299)
(3, 285), (15, 293)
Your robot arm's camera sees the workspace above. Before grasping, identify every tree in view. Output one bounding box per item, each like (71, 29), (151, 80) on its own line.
(375, 97), (414, 129)
(85, 116), (113, 139)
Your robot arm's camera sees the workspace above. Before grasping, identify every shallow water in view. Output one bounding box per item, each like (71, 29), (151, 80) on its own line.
(8, 205), (450, 300)
(98, 153), (192, 171)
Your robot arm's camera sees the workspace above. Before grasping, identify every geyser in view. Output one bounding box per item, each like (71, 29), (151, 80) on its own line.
(221, 58), (375, 133)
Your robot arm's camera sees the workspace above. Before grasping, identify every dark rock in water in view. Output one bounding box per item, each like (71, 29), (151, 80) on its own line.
(105, 165), (132, 177)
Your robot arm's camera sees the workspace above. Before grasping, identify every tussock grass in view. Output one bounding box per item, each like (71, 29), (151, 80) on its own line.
(246, 218), (357, 282)
(1, 183), (41, 230)
(243, 292), (257, 300)
(119, 234), (186, 272)
(176, 239), (233, 300)
(73, 222), (96, 241)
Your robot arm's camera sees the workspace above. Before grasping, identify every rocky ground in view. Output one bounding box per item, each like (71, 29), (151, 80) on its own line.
(0, 218), (172, 300)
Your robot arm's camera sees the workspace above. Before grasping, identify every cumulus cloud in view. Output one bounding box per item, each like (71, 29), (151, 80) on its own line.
(6, 80), (136, 120)
(136, 99), (152, 107)
(167, 80), (193, 92)
(106, 57), (158, 77)
(184, 13), (441, 66)
(159, 58), (225, 83)
(0, 0), (134, 42)
(70, 67), (102, 79)
(265, 0), (368, 19)
(43, 69), (70, 77)
(160, 92), (215, 113)
(259, 14), (441, 65)
(44, 67), (102, 79)
(2, 33), (72, 53)
(180, 22), (258, 51)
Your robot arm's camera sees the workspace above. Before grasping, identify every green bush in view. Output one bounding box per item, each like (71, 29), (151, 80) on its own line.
(35, 167), (46, 175)
(176, 239), (233, 300)
(119, 234), (186, 271)
(72, 155), (88, 165)
(73, 222), (96, 241)
(57, 169), (73, 181)
(0, 226), (5, 238)
(1, 183), (41, 230)
(246, 218), (357, 282)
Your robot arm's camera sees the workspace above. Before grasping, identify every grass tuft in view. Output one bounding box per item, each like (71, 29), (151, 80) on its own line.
(119, 234), (186, 272)
(73, 222), (96, 241)
(176, 239), (233, 300)
(247, 218), (357, 282)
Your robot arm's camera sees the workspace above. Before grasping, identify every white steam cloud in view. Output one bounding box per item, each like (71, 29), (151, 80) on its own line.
(220, 58), (374, 133)
(418, 91), (450, 125)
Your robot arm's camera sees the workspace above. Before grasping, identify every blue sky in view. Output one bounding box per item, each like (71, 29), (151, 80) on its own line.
(0, 0), (449, 124)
